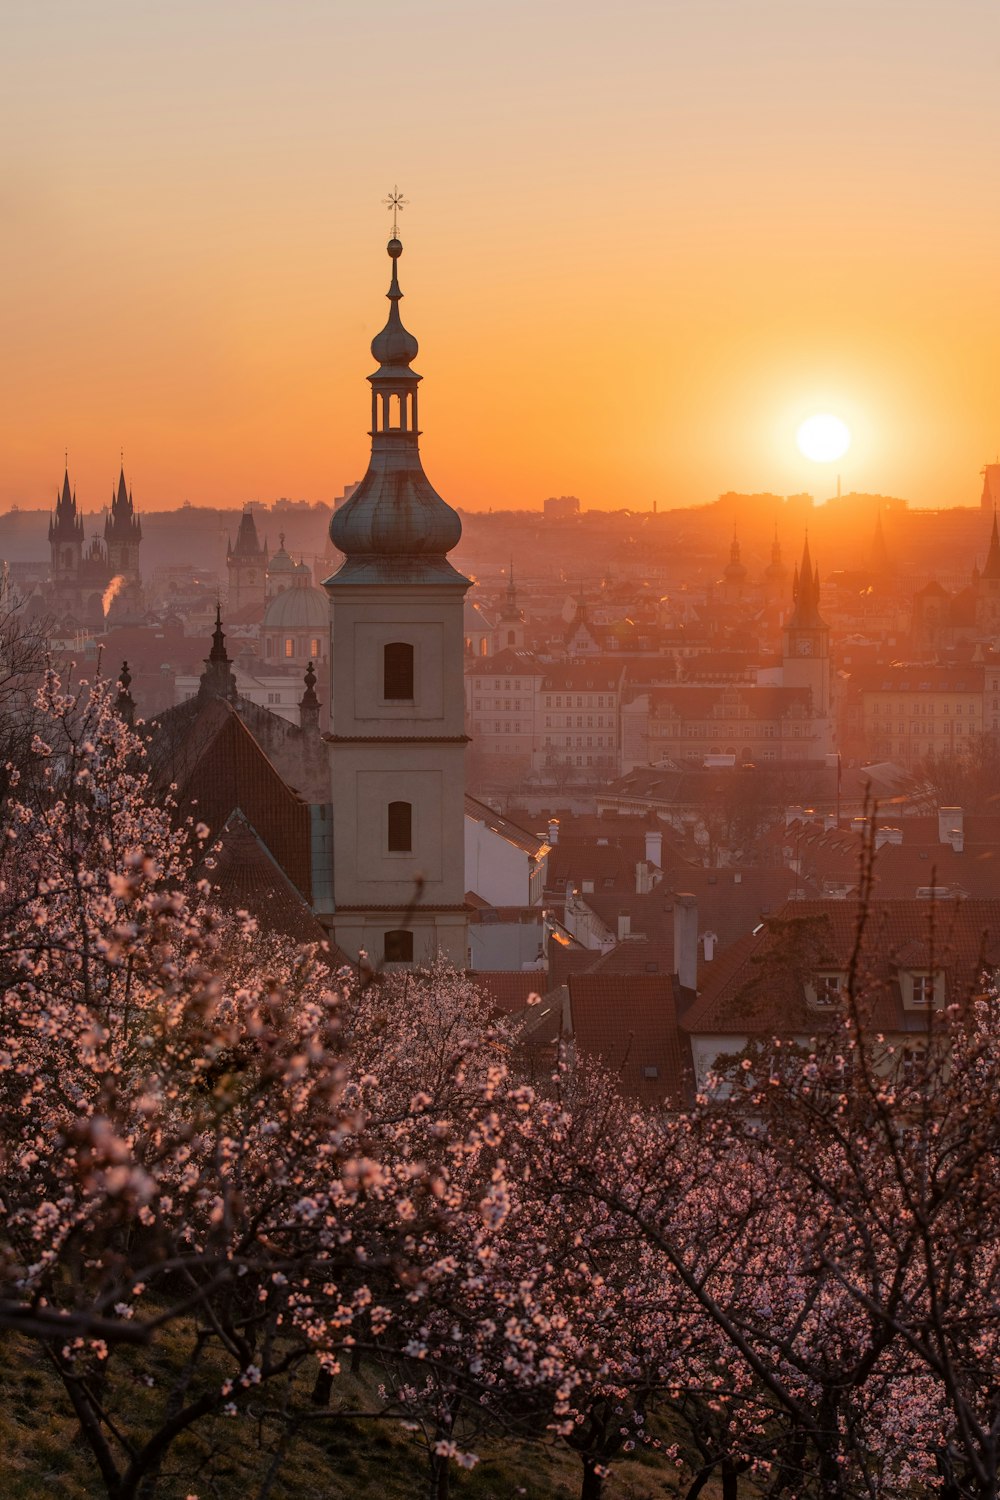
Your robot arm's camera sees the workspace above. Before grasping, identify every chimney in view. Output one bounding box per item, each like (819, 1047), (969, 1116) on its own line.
(702, 929), (717, 962)
(938, 807), (963, 848)
(617, 910), (631, 941)
(548, 818), (560, 846)
(948, 827), (965, 854)
(850, 815), (867, 835)
(673, 893), (698, 992)
(874, 826), (903, 849)
(635, 860), (652, 895)
(823, 813), (837, 831)
(645, 827), (663, 867)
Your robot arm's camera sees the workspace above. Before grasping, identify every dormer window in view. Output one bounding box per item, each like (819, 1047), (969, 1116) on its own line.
(901, 969), (944, 1010)
(911, 973), (934, 1007)
(806, 971), (846, 1008)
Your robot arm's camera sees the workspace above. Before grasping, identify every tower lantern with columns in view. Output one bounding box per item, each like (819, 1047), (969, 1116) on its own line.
(324, 231), (471, 968)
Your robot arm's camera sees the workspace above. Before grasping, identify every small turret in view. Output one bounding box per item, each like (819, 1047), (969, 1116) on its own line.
(299, 659), (320, 732)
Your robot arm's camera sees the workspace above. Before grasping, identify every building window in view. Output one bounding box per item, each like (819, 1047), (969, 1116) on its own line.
(384, 641), (414, 700)
(384, 929), (413, 963)
(265, 638), (273, 658)
(911, 973), (934, 1007)
(811, 973), (844, 1007)
(310, 637), (320, 657)
(284, 638), (294, 658)
(387, 800), (412, 852)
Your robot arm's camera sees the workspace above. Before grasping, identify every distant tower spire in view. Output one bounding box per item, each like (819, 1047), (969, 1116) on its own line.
(115, 661), (135, 726)
(198, 605), (238, 704)
(870, 507), (890, 577)
(787, 535), (827, 628)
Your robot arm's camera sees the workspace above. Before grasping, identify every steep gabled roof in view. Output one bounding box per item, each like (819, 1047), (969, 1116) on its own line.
(192, 810), (343, 957)
(148, 696), (312, 902)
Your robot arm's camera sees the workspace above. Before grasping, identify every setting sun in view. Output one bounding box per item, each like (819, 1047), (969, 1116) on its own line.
(796, 413), (852, 464)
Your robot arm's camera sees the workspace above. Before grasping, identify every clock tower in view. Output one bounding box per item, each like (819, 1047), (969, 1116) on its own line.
(782, 537), (832, 723)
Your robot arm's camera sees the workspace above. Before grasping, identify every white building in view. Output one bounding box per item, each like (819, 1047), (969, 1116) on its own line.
(324, 234), (471, 969)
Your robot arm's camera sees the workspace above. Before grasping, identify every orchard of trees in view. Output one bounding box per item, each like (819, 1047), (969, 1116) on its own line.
(1, 664), (1000, 1498)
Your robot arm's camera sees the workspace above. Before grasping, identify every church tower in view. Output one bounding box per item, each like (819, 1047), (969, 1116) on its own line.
(496, 559), (526, 650)
(227, 507), (268, 613)
(975, 510), (1000, 635)
(105, 465), (142, 583)
(721, 526), (748, 603)
(762, 525), (789, 605)
(48, 466), (84, 585)
(325, 233), (470, 969)
(782, 536), (832, 726)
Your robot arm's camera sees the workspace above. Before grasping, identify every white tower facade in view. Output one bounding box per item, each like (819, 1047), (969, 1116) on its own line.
(325, 235), (470, 969)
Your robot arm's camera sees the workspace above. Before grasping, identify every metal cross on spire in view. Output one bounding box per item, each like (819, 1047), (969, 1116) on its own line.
(384, 184), (408, 237)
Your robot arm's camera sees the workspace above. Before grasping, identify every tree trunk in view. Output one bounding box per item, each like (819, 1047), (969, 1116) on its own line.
(816, 1442), (844, 1500)
(311, 1368), (334, 1407)
(682, 1464), (715, 1500)
(428, 1449), (450, 1500)
(580, 1456), (604, 1500)
(721, 1459), (740, 1500)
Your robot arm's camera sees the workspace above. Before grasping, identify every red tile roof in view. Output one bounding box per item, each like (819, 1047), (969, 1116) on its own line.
(469, 971), (546, 1016)
(684, 898), (1000, 1039)
(568, 974), (689, 1107)
(191, 811), (347, 961)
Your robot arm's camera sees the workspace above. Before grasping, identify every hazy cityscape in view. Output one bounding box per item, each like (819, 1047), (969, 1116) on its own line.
(6, 1), (1000, 1496)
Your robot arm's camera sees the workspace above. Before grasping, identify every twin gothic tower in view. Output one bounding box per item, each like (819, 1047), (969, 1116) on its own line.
(324, 237), (470, 968)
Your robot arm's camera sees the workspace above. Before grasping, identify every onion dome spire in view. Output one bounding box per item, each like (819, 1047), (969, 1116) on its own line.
(724, 524), (747, 582)
(328, 235), (466, 586)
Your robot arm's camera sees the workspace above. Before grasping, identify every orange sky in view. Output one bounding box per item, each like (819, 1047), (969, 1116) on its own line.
(3, 1), (1000, 513)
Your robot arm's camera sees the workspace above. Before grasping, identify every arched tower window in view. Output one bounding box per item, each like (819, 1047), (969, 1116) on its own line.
(387, 800), (412, 852)
(384, 641), (414, 700)
(384, 929), (413, 963)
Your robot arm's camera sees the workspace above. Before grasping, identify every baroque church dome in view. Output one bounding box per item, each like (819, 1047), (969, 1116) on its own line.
(262, 566), (327, 631)
(328, 237), (464, 582)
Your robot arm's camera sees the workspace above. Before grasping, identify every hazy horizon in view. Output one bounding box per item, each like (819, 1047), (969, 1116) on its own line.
(4, 1), (999, 513)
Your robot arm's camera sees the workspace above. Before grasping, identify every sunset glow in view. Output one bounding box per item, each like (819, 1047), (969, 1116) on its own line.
(2, 3), (1000, 510)
(796, 414), (852, 464)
